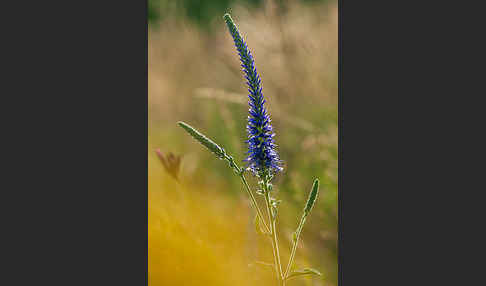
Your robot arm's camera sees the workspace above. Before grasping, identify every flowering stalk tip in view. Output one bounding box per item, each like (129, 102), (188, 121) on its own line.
(224, 13), (282, 176)
(178, 121), (226, 160)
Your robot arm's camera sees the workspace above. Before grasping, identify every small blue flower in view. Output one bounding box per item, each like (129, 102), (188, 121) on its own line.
(224, 13), (282, 175)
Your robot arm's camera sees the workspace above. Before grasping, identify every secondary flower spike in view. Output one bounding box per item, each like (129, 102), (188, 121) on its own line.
(223, 13), (282, 175)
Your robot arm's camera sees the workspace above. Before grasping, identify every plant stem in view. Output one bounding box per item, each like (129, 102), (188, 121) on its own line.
(239, 172), (270, 234)
(284, 214), (307, 279)
(263, 175), (284, 285)
(224, 155), (270, 234)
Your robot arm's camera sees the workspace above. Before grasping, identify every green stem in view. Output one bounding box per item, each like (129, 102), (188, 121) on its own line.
(284, 214), (307, 279)
(225, 154), (269, 234)
(239, 172), (270, 234)
(263, 175), (284, 285)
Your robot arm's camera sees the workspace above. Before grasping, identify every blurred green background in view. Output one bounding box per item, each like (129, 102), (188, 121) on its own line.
(149, 0), (332, 26)
(148, 0), (337, 285)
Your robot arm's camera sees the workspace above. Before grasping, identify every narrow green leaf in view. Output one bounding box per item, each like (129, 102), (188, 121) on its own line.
(249, 261), (274, 270)
(304, 179), (319, 216)
(286, 268), (322, 281)
(254, 261), (274, 268)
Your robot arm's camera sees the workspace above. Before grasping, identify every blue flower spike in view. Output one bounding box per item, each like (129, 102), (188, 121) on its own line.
(223, 13), (282, 177)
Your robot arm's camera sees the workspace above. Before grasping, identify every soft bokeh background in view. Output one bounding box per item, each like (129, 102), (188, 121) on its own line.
(148, 0), (337, 285)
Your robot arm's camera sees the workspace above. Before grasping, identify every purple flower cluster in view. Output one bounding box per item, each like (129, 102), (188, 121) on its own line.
(224, 13), (282, 175)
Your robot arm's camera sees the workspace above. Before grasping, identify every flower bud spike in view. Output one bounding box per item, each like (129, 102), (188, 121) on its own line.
(177, 121), (226, 160)
(223, 13), (282, 176)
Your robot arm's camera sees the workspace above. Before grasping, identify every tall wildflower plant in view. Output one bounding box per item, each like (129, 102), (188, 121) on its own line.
(178, 13), (322, 285)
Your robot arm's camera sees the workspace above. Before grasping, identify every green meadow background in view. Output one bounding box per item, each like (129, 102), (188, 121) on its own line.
(148, 0), (337, 285)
